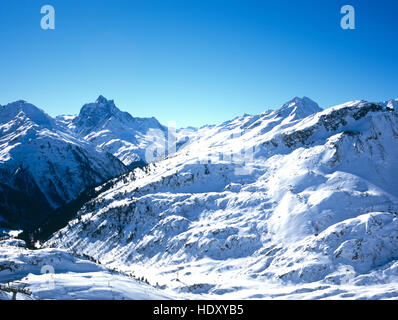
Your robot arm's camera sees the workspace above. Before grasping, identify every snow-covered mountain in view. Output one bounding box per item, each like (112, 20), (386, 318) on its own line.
(0, 100), (127, 229)
(2, 95), (398, 299)
(45, 97), (398, 298)
(58, 96), (170, 168)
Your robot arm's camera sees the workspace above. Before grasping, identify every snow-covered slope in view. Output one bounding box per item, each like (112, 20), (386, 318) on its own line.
(0, 100), (127, 228)
(0, 239), (172, 300)
(59, 96), (170, 167)
(46, 97), (398, 298)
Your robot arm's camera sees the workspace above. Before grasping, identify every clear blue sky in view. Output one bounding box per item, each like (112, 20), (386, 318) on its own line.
(0, 0), (397, 127)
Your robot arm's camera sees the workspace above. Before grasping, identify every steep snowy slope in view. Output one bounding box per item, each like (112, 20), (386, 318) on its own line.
(46, 97), (398, 298)
(0, 100), (127, 228)
(59, 96), (170, 167)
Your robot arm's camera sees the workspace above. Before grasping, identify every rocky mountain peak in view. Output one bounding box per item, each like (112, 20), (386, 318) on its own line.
(0, 100), (54, 128)
(276, 96), (322, 119)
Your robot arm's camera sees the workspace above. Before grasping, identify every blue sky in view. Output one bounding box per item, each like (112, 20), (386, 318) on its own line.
(0, 0), (397, 127)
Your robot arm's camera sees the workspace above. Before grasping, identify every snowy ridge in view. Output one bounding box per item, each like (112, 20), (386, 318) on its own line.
(45, 97), (398, 298)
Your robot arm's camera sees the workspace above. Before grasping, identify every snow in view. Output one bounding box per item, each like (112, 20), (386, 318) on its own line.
(0, 239), (172, 300)
(2, 96), (398, 299)
(41, 97), (398, 299)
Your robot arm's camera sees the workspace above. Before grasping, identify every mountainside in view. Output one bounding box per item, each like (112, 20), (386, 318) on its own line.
(58, 96), (170, 167)
(0, 100), (127, 229)
(46, 97), (398, 298)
